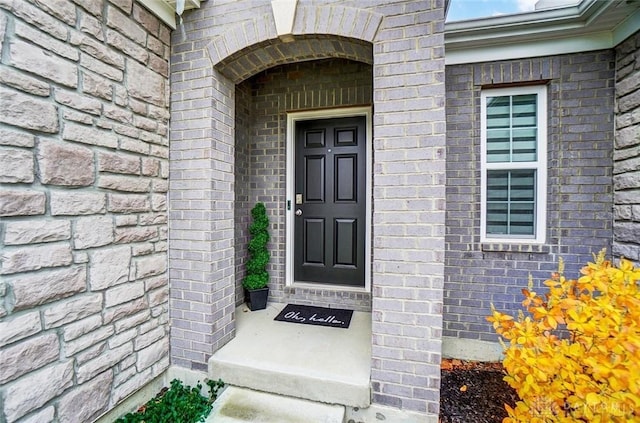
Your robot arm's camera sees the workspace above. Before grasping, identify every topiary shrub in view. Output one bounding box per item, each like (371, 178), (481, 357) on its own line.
(488, 250), (640, 422)
(243, 202), (270, 290)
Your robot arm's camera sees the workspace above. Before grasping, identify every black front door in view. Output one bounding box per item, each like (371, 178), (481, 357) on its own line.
(294, 116), (366, 287)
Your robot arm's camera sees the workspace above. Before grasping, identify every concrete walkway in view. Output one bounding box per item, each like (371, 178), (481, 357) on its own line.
(208, 303), (372, 407)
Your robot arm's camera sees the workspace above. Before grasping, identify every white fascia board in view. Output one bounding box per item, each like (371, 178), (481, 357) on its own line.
(445, 30), (612, 65)
(443, 0), (632, 65)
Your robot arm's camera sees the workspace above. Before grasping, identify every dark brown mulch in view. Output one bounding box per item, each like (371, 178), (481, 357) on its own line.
(440, 359), (518, 423)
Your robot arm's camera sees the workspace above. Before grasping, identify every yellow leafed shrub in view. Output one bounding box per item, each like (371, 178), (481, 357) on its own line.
(488, 250), (640, 422)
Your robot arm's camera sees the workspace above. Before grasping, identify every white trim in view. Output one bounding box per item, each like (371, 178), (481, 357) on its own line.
(445, 0), (640, 65)
(480, 85), (548, 244)
(285, 107), (372, 293)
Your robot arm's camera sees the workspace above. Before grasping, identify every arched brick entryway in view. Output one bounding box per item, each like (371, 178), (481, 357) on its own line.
(169, 1), (446, 416)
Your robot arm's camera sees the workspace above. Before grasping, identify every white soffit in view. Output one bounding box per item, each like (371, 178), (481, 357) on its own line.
(136, 0), (203, 29)
(445, 0), (640, 65)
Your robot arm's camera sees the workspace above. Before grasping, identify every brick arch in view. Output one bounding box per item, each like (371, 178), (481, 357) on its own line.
(205, 4), (382, 83)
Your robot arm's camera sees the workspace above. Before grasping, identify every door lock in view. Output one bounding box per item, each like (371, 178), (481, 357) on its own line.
(295, 209), (303, 216)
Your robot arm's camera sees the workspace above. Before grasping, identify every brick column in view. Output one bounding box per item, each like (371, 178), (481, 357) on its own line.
(168, 64), (236, 371)
(370, 1), (447, 416)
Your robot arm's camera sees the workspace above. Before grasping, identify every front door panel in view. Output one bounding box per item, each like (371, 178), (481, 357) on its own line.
(294, 116), (366, 287)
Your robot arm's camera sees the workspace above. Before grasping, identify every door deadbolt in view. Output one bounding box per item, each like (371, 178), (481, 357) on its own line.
(295, 209), (303, 216)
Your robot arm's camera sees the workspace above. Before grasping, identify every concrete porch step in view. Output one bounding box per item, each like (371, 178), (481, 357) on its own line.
(205, 386), (345, 423)
(208, 304), (371, 407)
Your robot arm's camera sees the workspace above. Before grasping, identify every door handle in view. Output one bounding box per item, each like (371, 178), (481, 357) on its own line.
(295, 209), (303, 216)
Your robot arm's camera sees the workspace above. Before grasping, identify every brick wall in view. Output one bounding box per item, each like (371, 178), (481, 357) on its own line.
(0, 1), (170, 421)
(614, 30), (640, 262)
(172, 0), (446, 416)
(444, 51), (615, 344)
(234, 58), (373, 311)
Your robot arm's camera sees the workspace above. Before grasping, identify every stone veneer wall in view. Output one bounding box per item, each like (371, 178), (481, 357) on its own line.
(0, 1), (170, 421)
(613, 30), (640, 262)
(234, 58), (373, 311)
(444, 51), (615, 344)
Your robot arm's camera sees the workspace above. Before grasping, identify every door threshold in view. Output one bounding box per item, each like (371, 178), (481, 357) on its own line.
(290, 281), (369, 293)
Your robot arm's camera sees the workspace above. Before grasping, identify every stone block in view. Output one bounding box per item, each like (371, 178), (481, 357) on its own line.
(104, 298), (148, 324)
(3, 361), (74, 422)
(9, 38), (77, 87)
(114, 226), (157, 243)
(58, 370), (112, 423)
(106, 29), (148, 63)
(62, 122), (118, 149)
(104, 103), (133, 123)
(0, 311), (41, 347)
(1, 243), (72, 275)
(83, 71), (113, 99)
(108, 193), (150, 213)
(0, 64), (51, 96)
(75, 342), (107, 366)
(133, 3), (160, 36)
(114, 310), (149, 333)
(73, 215), (114, 249)
(151, 193), (166, 211)
(98, 150), (141, 174)
(80, 12), (104, 41)
(108, 327), (137, 348)
(77, 342), (132, 384)
(0, 86), (58, 133)
(0, 12), (5, 51)
(69, 30), (125, 69)
(43, 293), (103, 329)
(65, 325), (115, 356)
(107, 4), (146, 44)
(0, 147), (34, 183)
(33, 0), (77, 26)
(11, 0), (68, 40)
(63, 314), (103, 342)
(89, 245), (131, 290)
(148, 285), (168, 308)
(16, 407), (54, 423)
(50, 191), (106, 215)
(127, 59), (165, 106)
(0, 128), (36, 147)
(132, 243), (154, 256)
(135, 253), (167, 279)
(80, 52), (123, 82)
(141, 157), (160, 176)
(136, 337), (169, 372)
(10, 264), (86, 311)
(134, 326), (165, 351)
(37, 140), (95, 186)
(4, 219), (71, 245)
(105, 281), (145, 307)
(0, 333), (59, 384)
(98, 174), (151, 192)
(54, 88), (102, 115)
(14, 20), (78, 61)
(111, 367), (152, 405)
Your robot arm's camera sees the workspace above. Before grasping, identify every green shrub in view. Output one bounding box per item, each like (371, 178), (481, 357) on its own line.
(115, 378), (224, 423)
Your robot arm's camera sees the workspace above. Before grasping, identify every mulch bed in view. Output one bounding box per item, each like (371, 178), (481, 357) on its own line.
(440, 359), (518, 423)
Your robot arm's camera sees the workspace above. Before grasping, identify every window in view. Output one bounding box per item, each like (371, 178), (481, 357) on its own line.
(481, 86), (547, 243)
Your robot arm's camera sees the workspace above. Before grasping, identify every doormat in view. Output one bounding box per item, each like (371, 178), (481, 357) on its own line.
(274, 304), (353, 329)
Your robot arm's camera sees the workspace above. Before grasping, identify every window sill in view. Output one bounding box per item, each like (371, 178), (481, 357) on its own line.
(481, 243), (550, 254)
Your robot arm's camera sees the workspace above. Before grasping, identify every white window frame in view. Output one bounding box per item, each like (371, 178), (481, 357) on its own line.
(480, 85), (548, 244)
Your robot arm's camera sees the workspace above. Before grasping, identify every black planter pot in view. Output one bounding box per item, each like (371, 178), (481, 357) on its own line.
(244, 287), (269, 311)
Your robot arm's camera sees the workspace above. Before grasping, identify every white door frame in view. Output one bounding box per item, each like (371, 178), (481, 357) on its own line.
(285, 106), (372, 292)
